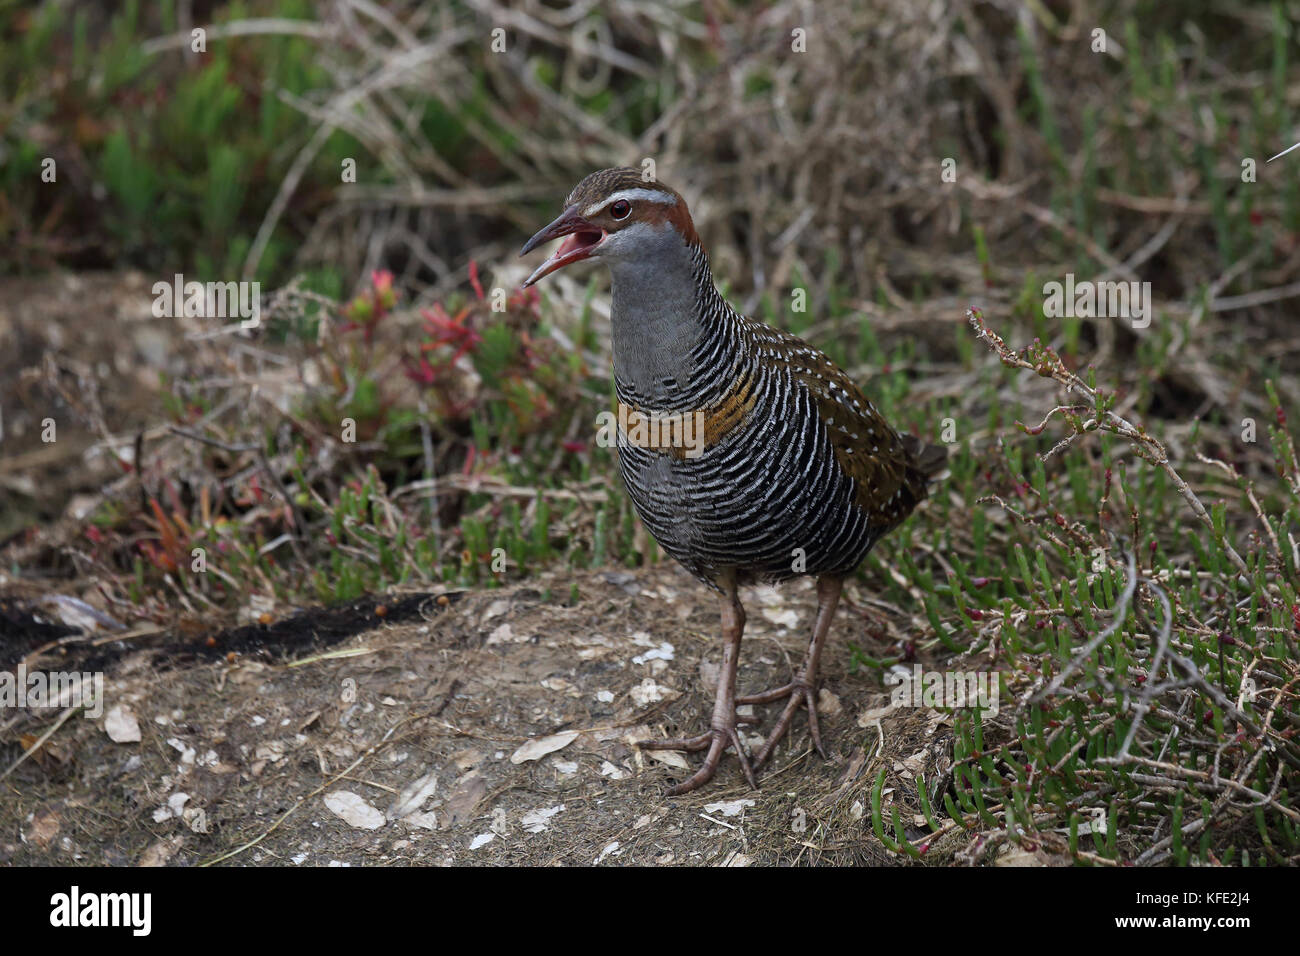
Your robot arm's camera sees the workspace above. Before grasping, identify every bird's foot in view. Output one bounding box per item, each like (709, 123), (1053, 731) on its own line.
(637, 715), (758, 795)
(737, 676), (824, 771)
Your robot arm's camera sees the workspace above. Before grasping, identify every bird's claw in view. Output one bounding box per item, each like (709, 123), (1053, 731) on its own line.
(737, 677), (825, 771)
(637, 718), (757, 794)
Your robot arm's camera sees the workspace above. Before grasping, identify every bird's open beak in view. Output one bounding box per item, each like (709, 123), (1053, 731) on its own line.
(519, 205), (605, 287)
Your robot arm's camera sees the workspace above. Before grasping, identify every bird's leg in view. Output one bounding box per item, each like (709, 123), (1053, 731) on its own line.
(636, 575), (756, 795)
(738, 574), (843, 771)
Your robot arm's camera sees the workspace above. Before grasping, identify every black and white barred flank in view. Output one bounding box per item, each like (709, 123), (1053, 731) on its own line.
(613, 246), (892, 588)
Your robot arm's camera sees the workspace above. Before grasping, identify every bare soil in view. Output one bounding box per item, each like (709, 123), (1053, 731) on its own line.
(0, 562), (1018, 866)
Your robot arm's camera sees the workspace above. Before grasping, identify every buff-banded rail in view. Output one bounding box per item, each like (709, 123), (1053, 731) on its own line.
(521, 168), (945, 794)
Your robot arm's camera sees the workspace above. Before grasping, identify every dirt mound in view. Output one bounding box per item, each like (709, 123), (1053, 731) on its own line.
(1, 566), (984, 866)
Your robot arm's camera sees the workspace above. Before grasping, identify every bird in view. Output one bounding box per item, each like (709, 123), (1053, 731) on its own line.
(520, 167), (944, 794)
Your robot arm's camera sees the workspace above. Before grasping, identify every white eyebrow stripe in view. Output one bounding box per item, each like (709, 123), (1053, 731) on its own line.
(582, 188), (676, 217)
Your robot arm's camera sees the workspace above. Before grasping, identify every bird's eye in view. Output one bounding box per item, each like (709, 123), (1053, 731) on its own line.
(610, 199), (631, 220)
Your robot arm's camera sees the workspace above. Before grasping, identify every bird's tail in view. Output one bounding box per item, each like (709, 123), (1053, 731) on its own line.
(901, 434), (948, 479)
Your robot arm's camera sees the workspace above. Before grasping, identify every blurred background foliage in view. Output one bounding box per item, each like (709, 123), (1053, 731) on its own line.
(3, 0), (1293, 303)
